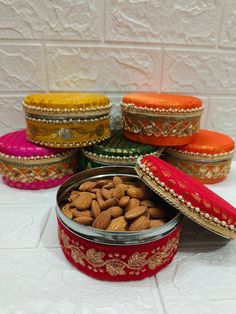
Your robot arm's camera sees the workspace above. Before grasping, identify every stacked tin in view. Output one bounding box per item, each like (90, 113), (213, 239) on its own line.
(120, 92), (235, 184)
(0, 92), (111, 189)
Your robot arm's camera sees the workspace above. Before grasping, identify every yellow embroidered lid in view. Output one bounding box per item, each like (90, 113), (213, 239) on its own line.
(23, 93), (110, 117)
(22, 93), (111, 148)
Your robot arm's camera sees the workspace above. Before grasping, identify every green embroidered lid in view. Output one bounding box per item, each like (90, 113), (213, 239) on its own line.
(81, 130), (161, 167)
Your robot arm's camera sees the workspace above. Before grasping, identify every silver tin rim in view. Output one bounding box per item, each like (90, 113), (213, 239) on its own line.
(56, 166), (183, 245)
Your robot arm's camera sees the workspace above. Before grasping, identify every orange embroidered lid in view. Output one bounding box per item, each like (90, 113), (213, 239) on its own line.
(23, 93), (110, 116)
(135, 155), (236, 239)
(168, 129), (235, 156)
(122, 93), (203, 111)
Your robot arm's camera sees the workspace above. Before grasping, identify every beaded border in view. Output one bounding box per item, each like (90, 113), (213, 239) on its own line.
(121, 102), (204, 116)
(0, 149), (78, 165)
(135, 158), (236, 239)
(25, 114), (110, 124)
(82, 149), (163, 165)
(23, 101), (111, 115)
(165, 147), (235, 162)
(28, 134), (111, 148)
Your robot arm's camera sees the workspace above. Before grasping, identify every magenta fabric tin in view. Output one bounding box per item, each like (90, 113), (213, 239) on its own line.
(0, 130), (79, 190)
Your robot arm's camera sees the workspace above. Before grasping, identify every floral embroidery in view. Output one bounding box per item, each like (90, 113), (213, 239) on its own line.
(59, 228), (180, 277)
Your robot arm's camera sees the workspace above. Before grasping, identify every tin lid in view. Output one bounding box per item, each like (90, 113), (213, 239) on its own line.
(122, 93), (202, 111)
(82, 130), (160, 162)
(135, 155), (236, 239)
(167, 129), (235, 157)
(0, 129), (69, 158)
(23, 93), (110, 117)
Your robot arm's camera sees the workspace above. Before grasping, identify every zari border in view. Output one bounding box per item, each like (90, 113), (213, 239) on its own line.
(58, 220), (181, 279)
(135, 160), (236, 239)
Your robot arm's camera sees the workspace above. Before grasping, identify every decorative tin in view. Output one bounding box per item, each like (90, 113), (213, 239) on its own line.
(0, 129), (79, 189)
(56, 166), (182, 281)
(22, 93), (111, 148)
(136, 155), (236, 239)
(81, 130), (162, 169)
(164, 129), (235, 184)
(121, 93), (203, 146)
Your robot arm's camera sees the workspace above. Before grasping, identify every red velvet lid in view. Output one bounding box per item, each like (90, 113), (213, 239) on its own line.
(135, 155), (236, 239)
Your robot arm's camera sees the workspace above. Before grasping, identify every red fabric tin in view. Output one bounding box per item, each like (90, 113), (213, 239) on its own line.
(136, 155), (236, 239)
(0, 129), (79, 189)
(121, 93), (203, 146)
(164, 129), (235, 184)
(56, 166), (182, 281)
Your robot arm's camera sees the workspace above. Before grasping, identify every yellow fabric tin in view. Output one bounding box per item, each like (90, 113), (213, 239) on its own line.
(23, 93), (111, 148)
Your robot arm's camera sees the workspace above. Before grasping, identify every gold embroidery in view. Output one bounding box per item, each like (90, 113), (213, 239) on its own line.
(0, 153), (78, 183)
(59, 228), (180, 277)
(164, 156), (231, 180)
(122, 112), (200, 138)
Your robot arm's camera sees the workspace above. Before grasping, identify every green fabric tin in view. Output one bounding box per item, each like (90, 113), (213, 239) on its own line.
(81, 130), (162, 169)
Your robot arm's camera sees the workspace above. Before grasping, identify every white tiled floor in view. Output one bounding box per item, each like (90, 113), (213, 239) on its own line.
(0, 163), (236, 314)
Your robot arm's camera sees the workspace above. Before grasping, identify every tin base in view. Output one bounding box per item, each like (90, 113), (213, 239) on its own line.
(3, 175), (73, 190)
(58, 218), (181, 281)
(123, 131), (197, 147)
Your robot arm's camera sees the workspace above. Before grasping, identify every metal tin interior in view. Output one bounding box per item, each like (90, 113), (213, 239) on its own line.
(56, 166), (183, 245)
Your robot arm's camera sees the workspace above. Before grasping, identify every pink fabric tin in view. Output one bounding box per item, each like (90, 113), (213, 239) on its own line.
(0, 129), (79, 190)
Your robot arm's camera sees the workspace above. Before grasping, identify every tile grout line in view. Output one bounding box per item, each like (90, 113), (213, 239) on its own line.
(154, 275), (168, 314)
(37, 206), (53, 248)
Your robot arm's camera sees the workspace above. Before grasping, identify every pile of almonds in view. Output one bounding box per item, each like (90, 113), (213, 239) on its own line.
(61, 176), (170, 232)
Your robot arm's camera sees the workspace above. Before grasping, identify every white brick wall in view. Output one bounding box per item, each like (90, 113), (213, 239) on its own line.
(0, 0), (235, 158)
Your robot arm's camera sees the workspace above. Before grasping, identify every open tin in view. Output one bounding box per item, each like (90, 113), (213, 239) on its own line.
(56, 166), (182, 281)
(56, 156), (236, 281)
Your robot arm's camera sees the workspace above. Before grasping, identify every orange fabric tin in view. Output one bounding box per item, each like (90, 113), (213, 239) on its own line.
(164, 129), (235, 184)
(121, 93), (203, 146)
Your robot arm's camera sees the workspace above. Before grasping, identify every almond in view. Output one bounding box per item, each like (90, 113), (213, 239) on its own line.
(74, 216), (93, 225)
(118, 196), (130, 208)
(125, 205), (147, 220)
(101, 188), (112, 200)
(95, 179), (112, 188)
(91, 200), (101, 218)
(74, 193), (93, 210)
(141, 200), (155, 207)
(68, 190), (80, 202)
(149, 219), (166, 229)
(103, 182), (114, 189)
(127, 186), (148, 200)
(113, 176), (123, 186)
(71, 208), (91, 218)
(129, 216), (150, 231)
(79, 181), (97, 191)
(108, 206), (123, 218)
(112, 185), (125, 200)
(125, 198), (140, 212)
(62, 204), (73, 219)
(106, 216), (128, 231)
(92, 210), (111, 230)
(96, 189), (104, 207)
(79, 191), (96, 199)
(149, 207), (166, 219)
(101, 198), (119, 211)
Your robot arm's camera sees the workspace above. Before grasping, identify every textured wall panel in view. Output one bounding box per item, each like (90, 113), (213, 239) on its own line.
(220, 0), (236, 47)
(0, 96), (25, 135)
(162, 49), (236, 94)
(0, 45), (45, 92)
(47, 46), (162, 91)
(105, 0), (222, 46)
(207, 97), (236, 146)
(0, 0), (102, 40)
